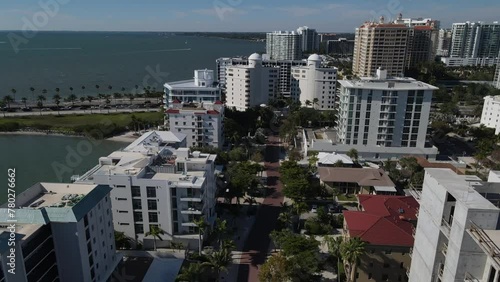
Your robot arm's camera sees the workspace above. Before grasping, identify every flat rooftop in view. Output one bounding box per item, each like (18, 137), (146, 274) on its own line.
(426, 168), (500, 210)
(338, 77), (438, 91)
(164, 80), (219, 90)
(14, 182), (97, 209)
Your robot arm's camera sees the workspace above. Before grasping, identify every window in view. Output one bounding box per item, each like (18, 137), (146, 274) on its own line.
(116, 185), (125, 189)
(149, 212), (158, 223)
(117, 210), (128, 214)
(148, 200), (157, 210)
(131, 186), (141, 197)
(116, 198), (127, 201)
(132, 199), (142, 210)
(146, 187), (156, 198)
(135, 224), (144, 234)
(134, 211), (143, 222)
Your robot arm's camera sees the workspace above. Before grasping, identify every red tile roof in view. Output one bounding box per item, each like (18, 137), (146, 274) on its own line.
(172, 99), (181, 104)
(343, 195), (419, 247)
(414, 26), (434, 30)
(214, 100), (223, 105)
(165, 109), (179, 114)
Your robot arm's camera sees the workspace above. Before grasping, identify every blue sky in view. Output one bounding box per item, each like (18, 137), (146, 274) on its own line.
(0, 0), (499, 32)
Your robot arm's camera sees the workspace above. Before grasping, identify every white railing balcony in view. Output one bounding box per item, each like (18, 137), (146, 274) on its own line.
(464, 272), (481, 282)
(181, 208), (202, 215)
(441, 217), (452, 237)
(180, 197), (202, 202)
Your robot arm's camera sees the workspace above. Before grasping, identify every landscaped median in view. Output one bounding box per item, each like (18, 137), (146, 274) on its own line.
(0, 112), (164, 138)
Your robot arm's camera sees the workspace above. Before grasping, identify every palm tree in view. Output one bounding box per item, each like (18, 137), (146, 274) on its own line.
(67, 94), (77, 106)
(53, 94), (61, 115)
(105, 95), (111, 113)
(3, 96), (14, 109)
(341, 237), (366, 282)
(127, 94), (135, 105)
(79, 97), (85, 104)
(37, 95), (46, 115)
(325, 236), (344, 282)
(305, 100), (312, 107)
(346, 148), (359, 163)
(81, 85), (86, 97)
(194, 217), (208, 255)
(69, 87), (74, 95)
(176, 263), (205, 282)
(87, 96), (94, 113)
(134, 84), (139, 96)
(202, 248), (232, 282)
(212, 218), (229, 248)
(278, 211), (293, 230)
(10, 89), (16, 102)
(108, 85), (113, 95)
(29, 87), (35, 102)
(291, 201), (308, 230)
(55, 87), (60, 97)
(312, 98), (319, 109)
(21, 97), (28, 108)
(114, 231), (130, 249)
(145, 225), (165, 251)
(113, 92), (122, 106)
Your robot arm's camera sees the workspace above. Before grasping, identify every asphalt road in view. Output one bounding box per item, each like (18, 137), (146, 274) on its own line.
(237, 135), (284, 282)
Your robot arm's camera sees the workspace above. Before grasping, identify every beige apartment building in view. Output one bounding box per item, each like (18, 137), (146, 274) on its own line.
(353, 17), (410, 77)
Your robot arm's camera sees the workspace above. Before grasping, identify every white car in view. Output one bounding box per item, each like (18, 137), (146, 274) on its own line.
(311, 205), (318, 213)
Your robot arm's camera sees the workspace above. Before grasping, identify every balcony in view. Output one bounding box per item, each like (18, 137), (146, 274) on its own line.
(441, 216), (452, 237)
(408, 184), (423, 202)
(464, 272), (480, 282)
(180, 197), (202, 202)
(181, 208), (202, 215)
(441, 242), (448, 256)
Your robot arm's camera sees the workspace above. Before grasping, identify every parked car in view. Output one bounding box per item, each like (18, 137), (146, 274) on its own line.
(311, 205), (318, 213)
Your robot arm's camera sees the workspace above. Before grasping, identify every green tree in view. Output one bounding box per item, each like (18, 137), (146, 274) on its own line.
(259, 252), (290, 282)
(346, 148), (359, 162)
(21, 97), (28, 108)
(202, 248), (232, 282)
(176, 263), (205, 282)
(114, 231), (130, 249)
(86, 95), (94, 114)
(145, 225), (165, 251)
(67, 94), (77, 105)
(29, 87), (35, 102)
(325, 236), (344, 281)
(2, 95), (14, 109)
(194, 217), (208, 255)
(10, 88), (16, 102)
(341, 237), (366, 282)
(53, 94), (61, 115)
(37, 95), (46, 115)
(250, 151), (264, 163)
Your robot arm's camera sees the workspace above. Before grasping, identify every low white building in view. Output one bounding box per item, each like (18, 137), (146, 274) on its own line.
(75, 131), (217, 250)
(480, 95), (500, 134)
(166, 100), (224, 149)
(316, 152), (353, 167)
(164, 69), (221, 108)
(291, 54), (337, 109)
(440, 56), (499, 67)
(0, 183), (119, 282)
(409, 168), (500, 282)
(225, 53), (279, 111)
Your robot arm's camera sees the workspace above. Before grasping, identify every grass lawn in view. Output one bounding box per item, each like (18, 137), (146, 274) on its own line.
(336, 194), (358, 202)
(0, 112), (163, 128)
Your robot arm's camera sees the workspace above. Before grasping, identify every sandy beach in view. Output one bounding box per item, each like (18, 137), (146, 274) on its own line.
(105, 131), (140, 143)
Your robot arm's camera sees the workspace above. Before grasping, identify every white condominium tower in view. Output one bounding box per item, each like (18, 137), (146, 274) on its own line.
(224, 53), (279, 111)
(296, 26), (320, 53)
(480, 95), (500, 134)
(336, 67), (438, 159)
(75, 131), (218, 250)
(164, 69), (224, 148)
(0, 183), (119, 282)
(495, 62), (500, 89)
(353, 17), (410, 77)
(450, 21), (500, 58)
(266, 31), (302, 60)
(291, 54), (337, 109)
(409, 169), (500, 282)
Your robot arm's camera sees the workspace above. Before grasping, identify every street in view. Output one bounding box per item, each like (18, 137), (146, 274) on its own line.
(237, 135), (284, 282)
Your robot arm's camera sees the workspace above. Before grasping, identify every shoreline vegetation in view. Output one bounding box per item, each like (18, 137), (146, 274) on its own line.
(0, 112), (164, 140)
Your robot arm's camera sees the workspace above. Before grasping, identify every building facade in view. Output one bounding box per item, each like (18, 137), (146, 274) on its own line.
(296, 26), (320, 53)
(0, 183), (119, 282)
(326, 38), (355, 57)
(480, 95), (500, 134)
(408, 168), (500, 282)
(75, 131), (218, 250)
(334, 68), (438, 160)
(450, 22), (500, 58)
(164, 69), (221, 108)
(290, 54), (337, 109)
(266, 31), (302, 60)
(437, 29), (452, 56)
(494, 62), (500, 89)
(353, 18), (410, 77)
(440, 56), (499, 67)
(166, 100), (224, 149)
(224, 53), (279, 111)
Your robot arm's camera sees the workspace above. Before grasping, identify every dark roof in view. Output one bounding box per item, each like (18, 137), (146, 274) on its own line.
(318, 167), (395, 187)
(343, 195), (419, 246)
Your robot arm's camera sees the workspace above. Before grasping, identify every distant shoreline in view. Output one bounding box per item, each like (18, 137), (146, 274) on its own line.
(0, 130), (138, 143)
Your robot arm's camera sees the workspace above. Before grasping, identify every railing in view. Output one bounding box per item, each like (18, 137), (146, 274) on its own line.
(441, 216), (452, 237)
(441, 242), (448, 255)
(408, 184), (423, 202)
(464, 272), (481, 282)
(468, 221), (500, 267)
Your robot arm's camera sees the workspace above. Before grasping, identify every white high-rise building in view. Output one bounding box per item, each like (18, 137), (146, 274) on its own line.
(437, 29), (452, 56)
(408, 168), (500, 282)
(480, 95), (500, 134)
(296, 26), (320, 53)
(333, 67), (439, 160)
(217, 56), (307, 99)
(224, 53), (279, 111)
(0, 183), (119, 282)
(494, 63), (500, 89)
(164, 69), (221, 108)
(450, 22), (500, 59)
(75, 131), (218, 250)
(291, 54), (337, 109)
(166, 100), (224, 149)
(164, 69), (224, 148)
(266, 31), (302, 60)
